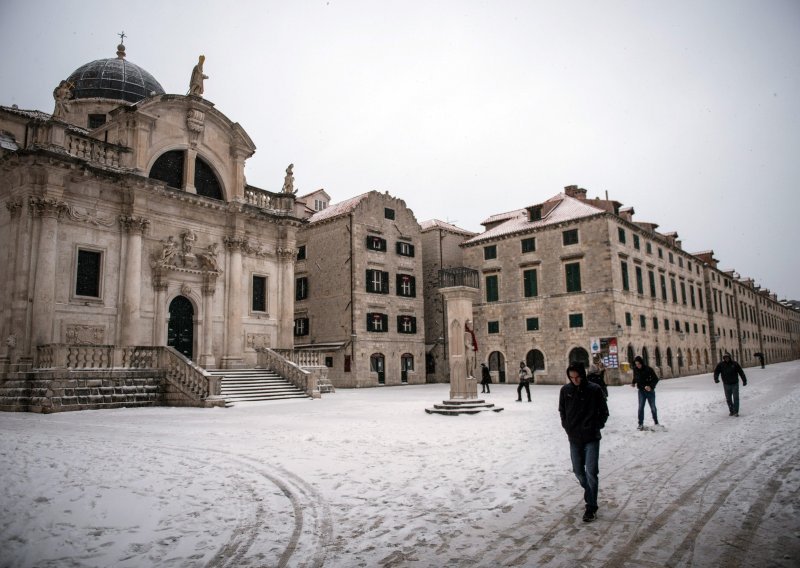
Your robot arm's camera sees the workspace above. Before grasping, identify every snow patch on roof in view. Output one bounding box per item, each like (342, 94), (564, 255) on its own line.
(307, 192), (370, 224)
(419, 219), (475, 236)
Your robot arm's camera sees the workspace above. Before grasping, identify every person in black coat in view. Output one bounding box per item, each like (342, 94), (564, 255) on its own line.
(631, 355), (659, 430)
(713, 353), (747, 416)
(480, 363), (492, 394)
(559, 363), (609, 522)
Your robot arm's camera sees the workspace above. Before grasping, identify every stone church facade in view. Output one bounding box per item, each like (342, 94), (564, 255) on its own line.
(0, 42), (303, 383)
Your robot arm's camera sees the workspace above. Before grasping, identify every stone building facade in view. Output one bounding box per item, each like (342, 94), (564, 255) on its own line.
(0, 43), (302, 374)
(461, 186), (800, 385)
(419, 219), (475, 383)
(293, 191), (425, 387)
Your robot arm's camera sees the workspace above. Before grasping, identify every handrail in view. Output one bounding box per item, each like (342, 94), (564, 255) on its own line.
(256, 348), (318, 396)
(34, 344), (220, 402)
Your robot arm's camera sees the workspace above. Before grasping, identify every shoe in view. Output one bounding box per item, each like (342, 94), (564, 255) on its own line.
(734, 412), (739, 417)
(582, 509), (596, 522)
(729, 412), (734, 416)
(637, 425), (644, 431)
(528, 400), (532, 402)
(516, 399), (522, 402)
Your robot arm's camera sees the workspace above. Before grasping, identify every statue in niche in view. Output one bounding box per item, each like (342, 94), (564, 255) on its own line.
(282, 163), (295, 194)
(52, 80), (73, 118)
(189, 55), (208, 96)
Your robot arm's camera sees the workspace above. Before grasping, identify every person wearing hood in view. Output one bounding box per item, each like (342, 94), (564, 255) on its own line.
(631, 355), (660, 430)
(559, 363), (609, 523)
(713, 353), (747, 416)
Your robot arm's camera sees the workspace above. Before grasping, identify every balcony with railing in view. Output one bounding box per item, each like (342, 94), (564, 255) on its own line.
(438, 267), (480, 289)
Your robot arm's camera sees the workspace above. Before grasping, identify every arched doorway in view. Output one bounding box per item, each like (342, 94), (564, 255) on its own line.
(401, 353), (414, 384)
(627, 344), (635, 366)
(370, 353), (385, 384)
(568, 347), (590, 368)
(655, 346), (662, 367)
(641, 346), (649, 367)
(488, 351), (506, 383)
(168, 295), (194, 359)
(526, 349), (545, 372)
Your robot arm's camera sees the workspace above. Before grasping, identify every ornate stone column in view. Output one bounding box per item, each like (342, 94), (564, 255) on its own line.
(221, 236), (244, 368)
(29, 197), (68, 349)
(199, 274), (217, 368)
(276, 246), (296, 349)
(440, 285), (480, 400)
(119, 215), (150, 346)
(184, 148), (197, 194)
(153, 269), (168, 347)
(1, 198), (24, 363)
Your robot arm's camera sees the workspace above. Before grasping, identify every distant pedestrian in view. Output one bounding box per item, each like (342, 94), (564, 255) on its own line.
(587, 356), (608, 398)
(516, 361), (532, 402)
(480, 363), (492, 394)
(631, 356), (659, 430)
(559, 363), (609, 523)
(713, 353), (747, 416)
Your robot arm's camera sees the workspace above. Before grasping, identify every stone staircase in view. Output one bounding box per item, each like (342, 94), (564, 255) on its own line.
(208, 368), (312, 404)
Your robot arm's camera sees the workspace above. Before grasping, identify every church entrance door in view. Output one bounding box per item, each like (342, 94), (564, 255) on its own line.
(168, 295), (194, 360)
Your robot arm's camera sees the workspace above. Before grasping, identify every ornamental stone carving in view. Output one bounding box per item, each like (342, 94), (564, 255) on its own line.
(5, 198), (23, 217)
(151, 232), (223, 274)
(68, 206), (116, 227)
(64, 324), (105, 345)
(277, 247), (297, 261)
(28, 196), (68, 219)
(246, 333), (271, 350)
(186, 109), (205, 146)
(118, 215), (151, 234)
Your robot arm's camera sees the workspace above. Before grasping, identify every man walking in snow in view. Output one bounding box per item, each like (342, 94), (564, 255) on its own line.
(714, 353), (747, 416)
(631, 356), (660, 430)
(559, 363), (609, 522)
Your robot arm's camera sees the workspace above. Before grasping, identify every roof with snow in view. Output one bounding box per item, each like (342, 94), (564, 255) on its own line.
(306, 192), (370, 224)
(419, 219), (475, 236)
(463, 193), (607, 246)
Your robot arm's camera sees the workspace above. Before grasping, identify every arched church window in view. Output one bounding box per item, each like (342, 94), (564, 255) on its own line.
(195, 156), (223, 200)
(149, 150), (184, 189)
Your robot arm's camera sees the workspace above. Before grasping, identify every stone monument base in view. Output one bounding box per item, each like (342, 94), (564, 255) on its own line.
(425, 398), (504, 416)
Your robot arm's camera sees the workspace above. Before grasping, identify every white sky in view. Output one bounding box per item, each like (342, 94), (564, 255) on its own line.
(1, 0), (799, 299)
(1, 363), (798, 566)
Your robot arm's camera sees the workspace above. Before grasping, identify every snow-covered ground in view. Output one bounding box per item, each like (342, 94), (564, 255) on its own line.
(1, 361), (798, 568)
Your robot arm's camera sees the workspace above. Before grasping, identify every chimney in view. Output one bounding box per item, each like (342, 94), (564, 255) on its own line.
(564, 185), (587, 199)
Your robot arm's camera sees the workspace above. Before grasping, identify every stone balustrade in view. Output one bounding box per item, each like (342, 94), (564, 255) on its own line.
(243, 187), (294, 212)
(257, 348), (320, 397)
(65, 133), (123, 167)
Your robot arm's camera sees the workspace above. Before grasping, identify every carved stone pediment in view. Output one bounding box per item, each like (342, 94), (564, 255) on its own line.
(151, 232), (222, 275)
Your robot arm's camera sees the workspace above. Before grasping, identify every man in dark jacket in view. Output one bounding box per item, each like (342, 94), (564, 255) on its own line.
(714, 353), (747, 416)
(559, 363), (609, 523)
(631, 355), (659, 430)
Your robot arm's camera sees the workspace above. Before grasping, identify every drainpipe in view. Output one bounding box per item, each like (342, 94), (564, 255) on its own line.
(349, 213), (356, 378)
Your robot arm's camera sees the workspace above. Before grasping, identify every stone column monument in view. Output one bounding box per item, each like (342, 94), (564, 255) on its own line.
(426, 268), (503, 415)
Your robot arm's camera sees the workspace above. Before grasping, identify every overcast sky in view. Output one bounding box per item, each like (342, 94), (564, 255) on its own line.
(1, 0), (799, 300)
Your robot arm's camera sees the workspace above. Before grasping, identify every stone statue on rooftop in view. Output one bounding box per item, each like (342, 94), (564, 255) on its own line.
(52, 80), (73, 119)
(189, 55), (208, 96)
(282, 163), (295, 194)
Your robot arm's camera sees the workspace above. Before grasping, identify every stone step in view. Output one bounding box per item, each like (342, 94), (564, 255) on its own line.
(425, 399), (504, 415)
(214, 368), (311, 405)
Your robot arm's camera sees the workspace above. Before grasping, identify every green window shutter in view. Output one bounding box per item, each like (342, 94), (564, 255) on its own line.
(523, 269), (538, 298)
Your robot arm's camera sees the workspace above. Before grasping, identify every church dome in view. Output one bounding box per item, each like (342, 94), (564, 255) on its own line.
(66, 43), (165, 103)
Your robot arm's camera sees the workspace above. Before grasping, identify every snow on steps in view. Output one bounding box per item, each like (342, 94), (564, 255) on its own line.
(207, 368), (311, 405)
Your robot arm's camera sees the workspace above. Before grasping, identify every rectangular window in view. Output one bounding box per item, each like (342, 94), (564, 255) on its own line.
(252, 275), (267, 312)
(488, 321), (500, 334)
(680, 282), (687, 304)
(523, 269), (538, 298)
(366, 269), (390, 294)
(640, 315), (646, 329)
(646, 242), (652, 254)
(684, 321), (690, 333)
(625, 312), (632, 326)
(618, 227), (626, 244)
(88, 114), (106, 129)
(325, 356), (333, 368)
(669, 252), (674, 264)
(635, 266), (644, 294)
(621, 261), (630, 291)
(675, 319), (681, 331)
(526, 317), (540, 331)
(653, 317), (659, 330)
(569, 313), (584, 328)
(366, 235), (387, 252)
(384, 207), (395, 220)
(648, 270), (657, 297)
(396, 315), (417, 334)
(565, 262), (582, 292)
(396, 241), (415, 257)
(485, 274), (499, 302)
(562, 229), (579, 246)
(366, 312), (389, 332)
(664, 318), (670, 331)
(521, 237), (536, 253)
(671, 278), (678, 303)
(633, 234), (640, 250)
(484, 245), (497, 260)
(660, 274), (668, 301)
(396, 274), (416, 297)
(690, 285), (696, 308)
(679, 257), (684, 268)
(294, 317), (309, 336)
(296, 245), (306, 260)
(658, 248), (663, 259)
(295, 276), (308, 301)
(698, 288), (704, 310)
(75, 249), (102, 298)
(694, 323), (699, 333)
